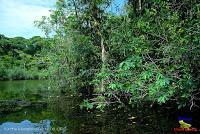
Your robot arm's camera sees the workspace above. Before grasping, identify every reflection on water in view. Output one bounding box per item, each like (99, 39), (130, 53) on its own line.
(0, 80), (53, 101)
(0, 80), (199, 134)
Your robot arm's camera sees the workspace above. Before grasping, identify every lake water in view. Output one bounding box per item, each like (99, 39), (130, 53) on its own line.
(0, 80), (198, 134)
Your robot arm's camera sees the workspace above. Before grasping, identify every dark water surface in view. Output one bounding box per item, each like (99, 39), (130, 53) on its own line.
(0, 80), (198, 134)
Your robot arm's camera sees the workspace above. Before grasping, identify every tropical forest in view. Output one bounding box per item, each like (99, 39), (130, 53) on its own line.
(0, 0), (199, 133)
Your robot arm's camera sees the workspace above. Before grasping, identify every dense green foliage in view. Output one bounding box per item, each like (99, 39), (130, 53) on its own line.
(0, 34), (54, 80)
(36, 0), (199, 110)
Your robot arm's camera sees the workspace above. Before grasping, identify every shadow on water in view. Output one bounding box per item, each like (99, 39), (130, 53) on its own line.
(0, 80), (199, 134)
(49, 94), (178, 134)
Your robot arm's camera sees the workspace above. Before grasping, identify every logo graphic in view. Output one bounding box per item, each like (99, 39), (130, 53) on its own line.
(173, 116), (199, 133)
(178, 117), (192, 128)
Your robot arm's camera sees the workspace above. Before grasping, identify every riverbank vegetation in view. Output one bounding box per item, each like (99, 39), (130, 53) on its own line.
(37, 0), (199, 110)
(0, 35), (55, 80)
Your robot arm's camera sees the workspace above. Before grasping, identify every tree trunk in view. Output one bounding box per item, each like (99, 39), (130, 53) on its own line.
(139, 0), (142, 11)
(101, 37), (105, 92)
